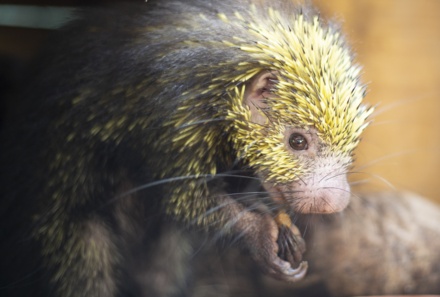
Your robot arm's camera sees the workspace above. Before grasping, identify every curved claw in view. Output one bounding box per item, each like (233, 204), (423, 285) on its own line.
(269, 256), (309, 282)
(285, 261), (308, 280)
(238, 212), (308, 282)
(277, 224), (305, 264)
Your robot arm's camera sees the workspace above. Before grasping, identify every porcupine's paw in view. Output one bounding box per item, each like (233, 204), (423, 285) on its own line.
(245, 214), (308, 282)
(277, 223), (306, 264)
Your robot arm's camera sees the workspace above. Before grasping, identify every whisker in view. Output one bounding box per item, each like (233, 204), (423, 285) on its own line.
(287, 200), (307, 226)
(204, 194), (306, 247)
(288, 171), (307, 186)
(352, 149), (424, 173)
(339, 210), (349, 242)
(349, 178), (372, 186)
(319, 171), (334, 183)
(303, 210), (311, 237)
(320, 187), (380, 213)
(320, 186), (367, 201)
(230, 139), (259, 168)
(227, 200), (302, 246)
(369, 119), (408, 127)
(325, 171), (349, 181)
(175, 117), (229, 129)
(200, 197), (273, 230)
(188, 234), (209, 260)
(320, 196), (336, 213)
(225, 194), (314, 247)
(327, 171), (394, 189)
(185, 189), (305, 211)
(189, 195), (272, 226)
(101, 172), (271, 207)
(0, 266), (44, 289)
(350, 172), (395, 190)
(371, 91), (439, 117)
(210, 201), (276, 241)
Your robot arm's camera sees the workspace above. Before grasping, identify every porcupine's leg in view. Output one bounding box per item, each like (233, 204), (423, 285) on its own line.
(275, 210), (306, 264)
(200, 190), (308, 282)
(36, 180), (151, 297)
(113, 186), (192, 297)
(37, 217), (120, 297)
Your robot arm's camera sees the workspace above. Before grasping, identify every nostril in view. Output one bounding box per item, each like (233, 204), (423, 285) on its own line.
(290, 173), (350, 214)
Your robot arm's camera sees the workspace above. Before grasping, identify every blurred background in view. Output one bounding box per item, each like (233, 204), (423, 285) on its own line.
(0, 0), (439, 203)
(314, 0), (440, 203)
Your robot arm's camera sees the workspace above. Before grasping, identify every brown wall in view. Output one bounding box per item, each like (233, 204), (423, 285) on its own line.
(1, 0), (439, 202)
(313, 0), (440, 203)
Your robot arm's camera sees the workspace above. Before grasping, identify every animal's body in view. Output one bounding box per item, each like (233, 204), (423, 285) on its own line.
(0, 1), (373, 296)
(305, 190), (440, 296)
(185, 191), (440, 297)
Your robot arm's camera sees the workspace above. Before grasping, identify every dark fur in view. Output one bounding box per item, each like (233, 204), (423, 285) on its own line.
(0, 1), (327, 296)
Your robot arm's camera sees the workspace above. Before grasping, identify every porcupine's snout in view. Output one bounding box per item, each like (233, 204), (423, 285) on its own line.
(273, 160), (351, 214)
(293, 169), (350, 214)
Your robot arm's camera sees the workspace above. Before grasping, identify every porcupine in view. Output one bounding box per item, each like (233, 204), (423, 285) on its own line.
(0, 0), (374, 296)
(186, 191), (440, 297)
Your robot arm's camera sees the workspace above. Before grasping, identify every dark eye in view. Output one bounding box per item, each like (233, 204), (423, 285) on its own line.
(289, 133), (308, 150)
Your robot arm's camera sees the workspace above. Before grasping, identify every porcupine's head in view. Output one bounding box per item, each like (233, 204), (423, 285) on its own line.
(163, 2), (374, 216)
(222, 8), (374, 214)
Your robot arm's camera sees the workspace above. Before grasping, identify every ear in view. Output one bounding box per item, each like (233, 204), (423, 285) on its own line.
(243, 71), (277, 125)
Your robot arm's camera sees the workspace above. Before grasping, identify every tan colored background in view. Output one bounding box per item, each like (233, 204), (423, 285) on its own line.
(1, 0), (439, 203)
(313, 0), (440, 203)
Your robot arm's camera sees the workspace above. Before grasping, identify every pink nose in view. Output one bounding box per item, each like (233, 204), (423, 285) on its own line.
(275, 172), (351, 214)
